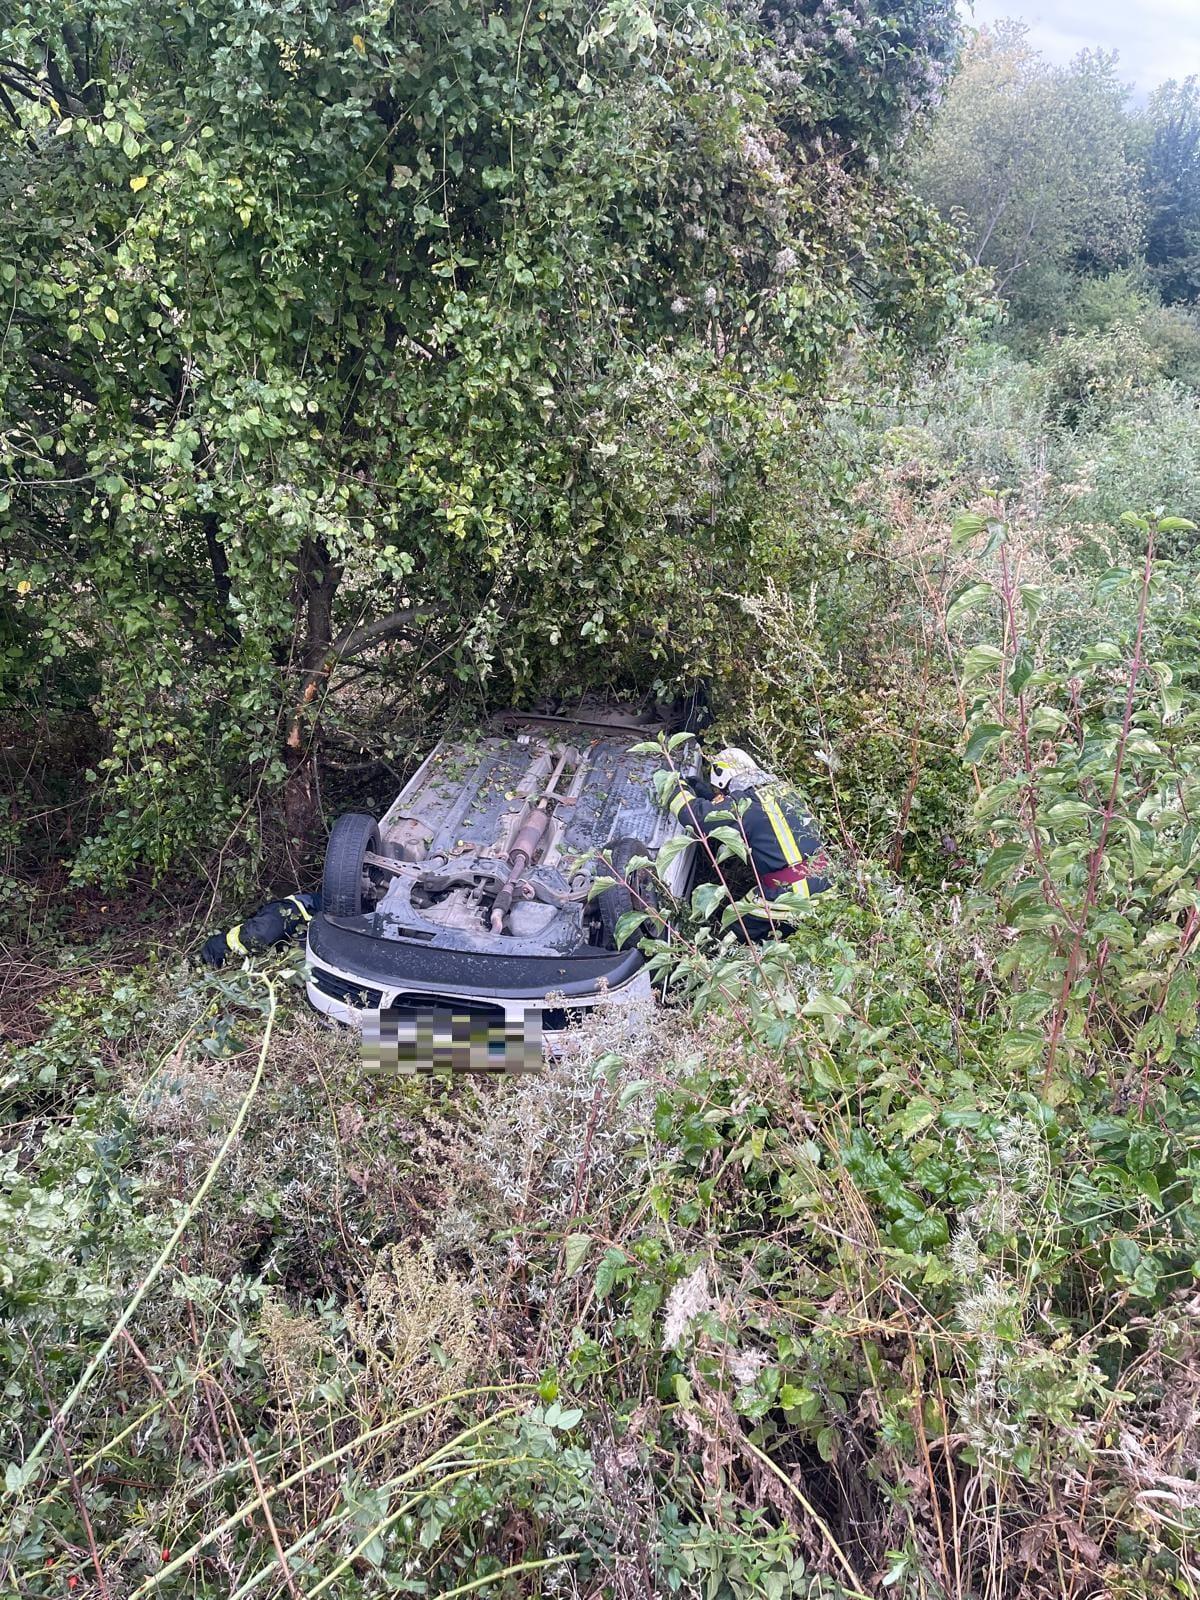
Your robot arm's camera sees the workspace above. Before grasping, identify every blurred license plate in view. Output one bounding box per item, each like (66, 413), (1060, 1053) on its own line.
(361, 1006), (542, 1074)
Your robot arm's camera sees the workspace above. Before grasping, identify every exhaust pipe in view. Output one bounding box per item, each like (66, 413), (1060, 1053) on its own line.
(489, 806), (552, 932)
(489, 749), (571, 933)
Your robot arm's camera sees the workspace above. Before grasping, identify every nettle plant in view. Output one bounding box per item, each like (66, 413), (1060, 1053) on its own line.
(953, 508), (1200, 1101)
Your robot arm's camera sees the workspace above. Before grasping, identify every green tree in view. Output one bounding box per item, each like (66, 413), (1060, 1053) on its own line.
(1, 0), (968, 880)
(912, 24), (1143, 330)
(1137, 76), (1200, 305)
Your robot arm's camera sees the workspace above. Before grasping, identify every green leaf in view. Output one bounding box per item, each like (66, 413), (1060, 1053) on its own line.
(981, 519), (1009, 558)
(690, 881), (728, 919)
(656, 833), (694, 873)
(1095, 567), (1132, 601)
(964, 722), (1004, 765)
(982, 840), (1026, 887)
(784, 1384), (822, 1419)
(1018, 583), (1042, 619)
(963, 644), (1005, 681)
(801, 991), (851, 1040)
(564, 1233), (591, 1276)
(1009, 650), (1034, 695)
(951, 511), (987, 548)
(894, 1097), (938, 1139)
(613, 910), (647, 948)
(1091, 910), (1136, 947)
(1001, 1028), (1046, 1065)
(1131, 1254), (1162, 1300)
(706, 825), (749, 863)
(595, 1249), (628, 1299)
(1044, 801), (1095, 828)
(1082, 641), (1123, 664)
(1109, 1233), (1141, 1279)
(801, 991), (851, 1019)
(946, 580), (993, 628)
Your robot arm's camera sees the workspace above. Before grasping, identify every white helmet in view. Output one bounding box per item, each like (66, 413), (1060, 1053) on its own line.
(709, 746), (777, 792)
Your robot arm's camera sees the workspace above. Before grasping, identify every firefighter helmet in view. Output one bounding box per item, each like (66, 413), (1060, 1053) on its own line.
(709, 746), (775, 792)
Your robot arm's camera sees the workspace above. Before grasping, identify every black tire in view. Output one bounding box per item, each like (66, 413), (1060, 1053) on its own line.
(323, 813), (383, 917)
(597, 837), (657, 950)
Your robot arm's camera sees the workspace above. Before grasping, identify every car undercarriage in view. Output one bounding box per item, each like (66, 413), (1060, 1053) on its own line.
(305, 703), (700, 1036)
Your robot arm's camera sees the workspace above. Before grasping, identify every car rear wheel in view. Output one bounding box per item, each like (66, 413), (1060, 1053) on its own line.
(323, 813), (384, 917)
(596, 836), (657, 950)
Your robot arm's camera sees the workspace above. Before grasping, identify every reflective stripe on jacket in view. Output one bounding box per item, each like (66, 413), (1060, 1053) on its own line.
(675, 781), (832, 898)
(218, 892), (321, 961)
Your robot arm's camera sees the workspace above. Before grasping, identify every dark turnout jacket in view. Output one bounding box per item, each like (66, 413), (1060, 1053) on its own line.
(201, 892), (321, 967)
(671, 777), (832, 899)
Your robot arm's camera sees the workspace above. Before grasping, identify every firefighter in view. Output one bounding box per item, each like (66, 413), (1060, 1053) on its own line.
(662, 746), (831, 938)
(200, 892), (321, 967)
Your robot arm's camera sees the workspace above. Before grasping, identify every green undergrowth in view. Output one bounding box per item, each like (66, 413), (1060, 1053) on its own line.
(4, 853), (1200, 1592)
(5, 502), (1200, 1594)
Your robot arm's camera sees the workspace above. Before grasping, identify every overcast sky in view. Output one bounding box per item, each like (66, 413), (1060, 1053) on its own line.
(959, 0), (1200, 98)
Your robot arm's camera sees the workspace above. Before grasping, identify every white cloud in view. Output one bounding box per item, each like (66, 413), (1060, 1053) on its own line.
(958, 0), (1200, 96)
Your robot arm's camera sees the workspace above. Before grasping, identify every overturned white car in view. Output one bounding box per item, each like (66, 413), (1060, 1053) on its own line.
(305, 704), (699, 1050)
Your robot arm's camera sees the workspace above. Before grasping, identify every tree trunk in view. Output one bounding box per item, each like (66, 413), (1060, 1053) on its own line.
(283, 540), (339, 853)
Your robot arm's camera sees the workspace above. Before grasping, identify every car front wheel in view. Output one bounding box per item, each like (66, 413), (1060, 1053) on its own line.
(323, 813), (384, 917)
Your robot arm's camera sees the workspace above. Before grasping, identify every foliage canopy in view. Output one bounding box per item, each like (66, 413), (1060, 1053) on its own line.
(1, 0), (967, 880)
(6, 14), (1200, 1593)
(912, 24), (1143, 329)
(1137, 75), (1200, 306)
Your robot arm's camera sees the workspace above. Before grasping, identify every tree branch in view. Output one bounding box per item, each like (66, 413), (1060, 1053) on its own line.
(0, 70), (57, 108)
(41, 43), (87, 119)
(200, 511), (241, 648)
(332, 606), (434, 659)
(27, 351), (98, 405)
(0, 78), (22, 129)
(60, 22), (98, 112)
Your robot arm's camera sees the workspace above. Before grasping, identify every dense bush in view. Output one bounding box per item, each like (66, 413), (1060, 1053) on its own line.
(1061, 385), (1200, 547)
(1138, 75), (1200, 306)
(0, 0), (969, 878)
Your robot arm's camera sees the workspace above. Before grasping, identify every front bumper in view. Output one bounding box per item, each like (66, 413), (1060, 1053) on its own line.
(304, 912), (652, 1033)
